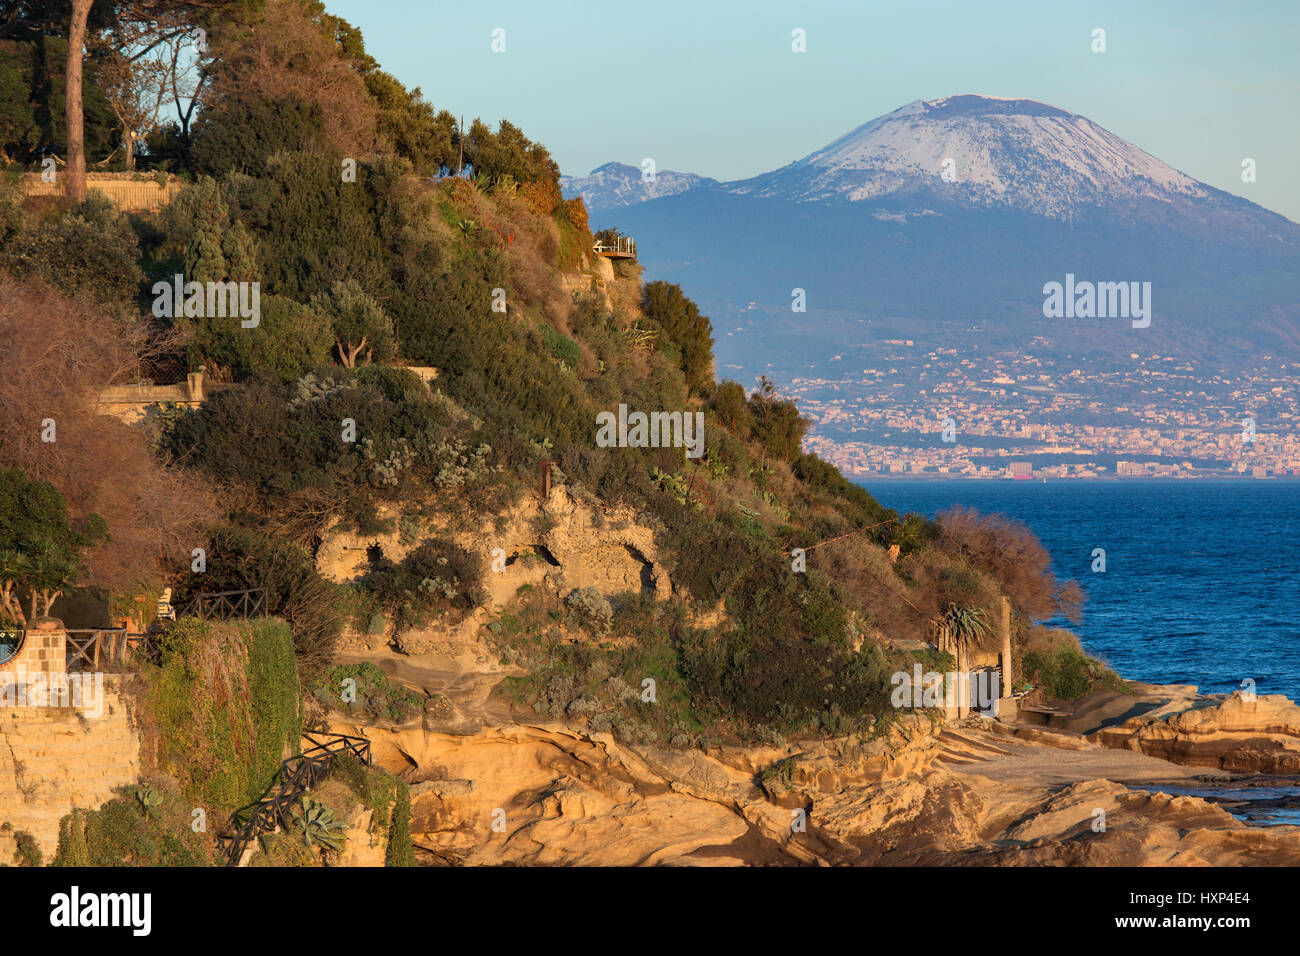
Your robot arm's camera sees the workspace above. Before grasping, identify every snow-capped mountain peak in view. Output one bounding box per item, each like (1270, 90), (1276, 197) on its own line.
(560, 162), (719, 212)
(730, 94), (1207, 217)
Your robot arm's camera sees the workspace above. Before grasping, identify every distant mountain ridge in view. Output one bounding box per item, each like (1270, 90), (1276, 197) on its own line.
(560, 161), (719, 212)
(572, 94), (1299, 373)
(728, 95), (1206, 215)
(572, 95), (1293, 235)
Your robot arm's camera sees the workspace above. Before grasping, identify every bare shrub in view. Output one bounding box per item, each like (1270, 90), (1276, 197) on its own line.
(0, 275), (214, 592)
(936, 506), (1083, 623)
(204, 0), (379, 158)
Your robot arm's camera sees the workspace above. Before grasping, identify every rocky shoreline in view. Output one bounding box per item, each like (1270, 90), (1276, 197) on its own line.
(322, 642), (1300, 866)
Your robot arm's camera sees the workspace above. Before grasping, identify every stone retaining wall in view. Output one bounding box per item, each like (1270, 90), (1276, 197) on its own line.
(0, 625), (142, 863)
(21, 173), (181, 213)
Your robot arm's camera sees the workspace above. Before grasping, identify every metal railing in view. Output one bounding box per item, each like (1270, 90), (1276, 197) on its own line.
(593, 235), (636, 257)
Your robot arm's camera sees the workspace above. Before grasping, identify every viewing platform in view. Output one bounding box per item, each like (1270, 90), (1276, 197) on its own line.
(593, 235), (636, 259)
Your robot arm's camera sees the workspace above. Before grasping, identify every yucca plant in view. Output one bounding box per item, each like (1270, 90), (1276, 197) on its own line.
(291, 797), (348, 853)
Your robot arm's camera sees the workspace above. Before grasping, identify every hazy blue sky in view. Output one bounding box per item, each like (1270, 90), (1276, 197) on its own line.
(326, 0), (1300, 221)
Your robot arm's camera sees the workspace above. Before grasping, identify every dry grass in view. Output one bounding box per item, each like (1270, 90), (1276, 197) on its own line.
(489, 192), (571, 327)
(1021, 625), (1083, 656)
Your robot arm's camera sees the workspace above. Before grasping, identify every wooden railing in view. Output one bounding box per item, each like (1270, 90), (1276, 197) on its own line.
(62, 588), (266, 671)
(217, 731), (373, 867)
(65, 628), (152, 671)
(177, 588), (268, 620)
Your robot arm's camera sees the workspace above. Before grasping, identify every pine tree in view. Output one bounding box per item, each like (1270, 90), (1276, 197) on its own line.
(186, 229), (227, 285)
(185, 178), (230, 284)
(223, 221), (259, 282)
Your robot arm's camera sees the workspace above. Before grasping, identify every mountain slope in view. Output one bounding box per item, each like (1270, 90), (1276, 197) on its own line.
(589, 95), (1300, 372)
(731, 96), (1206, 214)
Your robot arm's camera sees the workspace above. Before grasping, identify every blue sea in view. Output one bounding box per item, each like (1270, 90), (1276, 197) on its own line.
(866, 479), (1300, 825)
(864, 479), (1300, 704)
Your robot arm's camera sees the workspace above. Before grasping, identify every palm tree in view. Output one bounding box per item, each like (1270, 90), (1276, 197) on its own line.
(24, 535), (80, 621)
(942, 604), (992, 717)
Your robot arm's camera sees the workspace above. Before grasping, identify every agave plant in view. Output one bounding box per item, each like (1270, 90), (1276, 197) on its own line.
(291, 797), (348, 853)
(134, 786), (163, 815)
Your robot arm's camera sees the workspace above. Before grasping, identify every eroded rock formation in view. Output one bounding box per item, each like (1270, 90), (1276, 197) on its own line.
(1093, 692), (1300, 773)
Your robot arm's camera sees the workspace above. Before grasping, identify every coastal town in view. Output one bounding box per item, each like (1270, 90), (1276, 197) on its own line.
(781, 342), (1300, 479)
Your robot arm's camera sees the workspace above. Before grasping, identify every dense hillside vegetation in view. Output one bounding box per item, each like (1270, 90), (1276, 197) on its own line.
(0, 0), (1101, 774)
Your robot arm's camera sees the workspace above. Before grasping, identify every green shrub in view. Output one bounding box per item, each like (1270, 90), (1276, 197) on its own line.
(564, 587), (613, 636)
(146, 618), (301, 811)
(361, 539), (486, 631)
(463, 117), (561, 190)
(310, 279), (397, 367)
(542, 324), (582, 368)
(747, 377), (808, 463)
(366, 70), (458, 176)
(176, 524), (343, 668)
(186, 294), (333, 382)
(1, 194), (140, 309)
(641, 281), (714, 396)
(246, 618), (303, 785)
(1022, 646), (1093, 701)
(191, 95), (332, 178)
(712, 380), (752, 437)
(52, 779), (214, 867)
(10, 828), (41, 867)
(164, 369), (498, 532)
(791, 452), (900, 541)
(229, 151), (411, 307)
(312, 661), (424, 723)
(385, 781), (415, 867)
(324, 754), (414, 866)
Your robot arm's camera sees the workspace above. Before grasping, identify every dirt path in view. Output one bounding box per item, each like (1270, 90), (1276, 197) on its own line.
(335, 647), (519, 727)
(941, 725), (1226, 788)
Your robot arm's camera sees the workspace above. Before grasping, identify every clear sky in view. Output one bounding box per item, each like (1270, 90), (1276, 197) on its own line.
(325, 0), (1300, 222)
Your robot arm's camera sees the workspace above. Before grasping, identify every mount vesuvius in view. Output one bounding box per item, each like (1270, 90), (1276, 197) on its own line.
(564, 95), (1299, 373)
